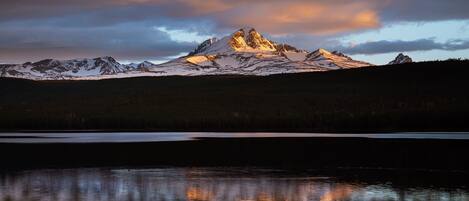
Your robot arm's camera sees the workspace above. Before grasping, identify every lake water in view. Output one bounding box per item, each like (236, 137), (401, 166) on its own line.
(1, 133), (468, 200)
(0, 167), (468, 201)
(1, 132), (469, 143)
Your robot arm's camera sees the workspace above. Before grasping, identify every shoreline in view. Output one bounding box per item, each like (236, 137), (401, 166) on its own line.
(1, 132), (469, 143)
(2, 137), (469, 171)
(2, 129), (469, 133)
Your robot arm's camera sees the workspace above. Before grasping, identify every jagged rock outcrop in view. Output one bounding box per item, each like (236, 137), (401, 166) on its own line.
(388, 53), (413, 65)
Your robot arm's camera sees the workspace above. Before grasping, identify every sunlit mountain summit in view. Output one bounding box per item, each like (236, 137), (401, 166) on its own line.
(0, 28), (372, 80)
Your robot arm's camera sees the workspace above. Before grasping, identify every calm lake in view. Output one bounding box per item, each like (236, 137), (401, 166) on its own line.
(1, 132), (469, 200)
(1, 167), (468, 201)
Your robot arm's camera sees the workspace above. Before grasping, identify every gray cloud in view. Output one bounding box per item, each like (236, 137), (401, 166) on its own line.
(338, 39), (469, 55)
(0, 23), (197, 63)
(380, 0), (469, 22)
(1, 0), (469, 63)
(1, 1), (469, 28)
(270, 34), (343, 52)
(0, 0), (218, 63)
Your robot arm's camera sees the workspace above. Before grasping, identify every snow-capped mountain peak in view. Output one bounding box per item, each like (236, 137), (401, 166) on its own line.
(1, 56), (133, 80)
(306, 48), (332, 60)
(388, 53), (413, 65)
(139, 61), (155, 67)
(1, 27), (374, 80)
(275, 44), (306, 53)
(317, 48), (331, 54)
(189, 28), (278, 56)
(162, 28), (374, 75)
(229, 28), (276, 52)
(188, 38), (219, 56)
(129, 61), (155, 70)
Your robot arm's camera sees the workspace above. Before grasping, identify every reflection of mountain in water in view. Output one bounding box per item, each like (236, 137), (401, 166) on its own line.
(0, 168), (467, 201)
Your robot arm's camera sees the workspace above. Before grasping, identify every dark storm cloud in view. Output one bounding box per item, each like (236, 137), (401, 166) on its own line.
(339, 39), (469, 55)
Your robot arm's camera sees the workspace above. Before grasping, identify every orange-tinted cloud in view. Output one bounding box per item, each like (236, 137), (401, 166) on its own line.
(216, 1), (382, 35)
(180, 0), (232, 14)
(102, 0), (383, 35)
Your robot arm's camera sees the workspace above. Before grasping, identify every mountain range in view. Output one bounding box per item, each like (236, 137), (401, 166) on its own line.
(0, 28), (410, 80)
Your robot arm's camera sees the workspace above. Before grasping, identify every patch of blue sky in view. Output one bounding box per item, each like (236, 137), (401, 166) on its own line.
(340, 20), (469, 45)
(341, 20), (469, 64)
(155, 27), (214, 44)
(352, 49), (469, 65)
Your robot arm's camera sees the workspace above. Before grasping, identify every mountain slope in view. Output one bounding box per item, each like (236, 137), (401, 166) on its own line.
(1, 57), (136, 80)
(1, 28), (373, 80)
(148, 28), (372, 76)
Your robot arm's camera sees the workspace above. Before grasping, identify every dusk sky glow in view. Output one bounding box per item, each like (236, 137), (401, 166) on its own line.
(1, 0), (468, 64)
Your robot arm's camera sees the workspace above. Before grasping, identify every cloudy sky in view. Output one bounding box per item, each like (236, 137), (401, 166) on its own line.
(1, 0), (468, 64)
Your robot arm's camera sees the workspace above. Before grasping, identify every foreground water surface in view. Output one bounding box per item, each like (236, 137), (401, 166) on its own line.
(0, 167), (468, 201)
(1, 132), (469, 143)
(1, 133), (468, 200)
